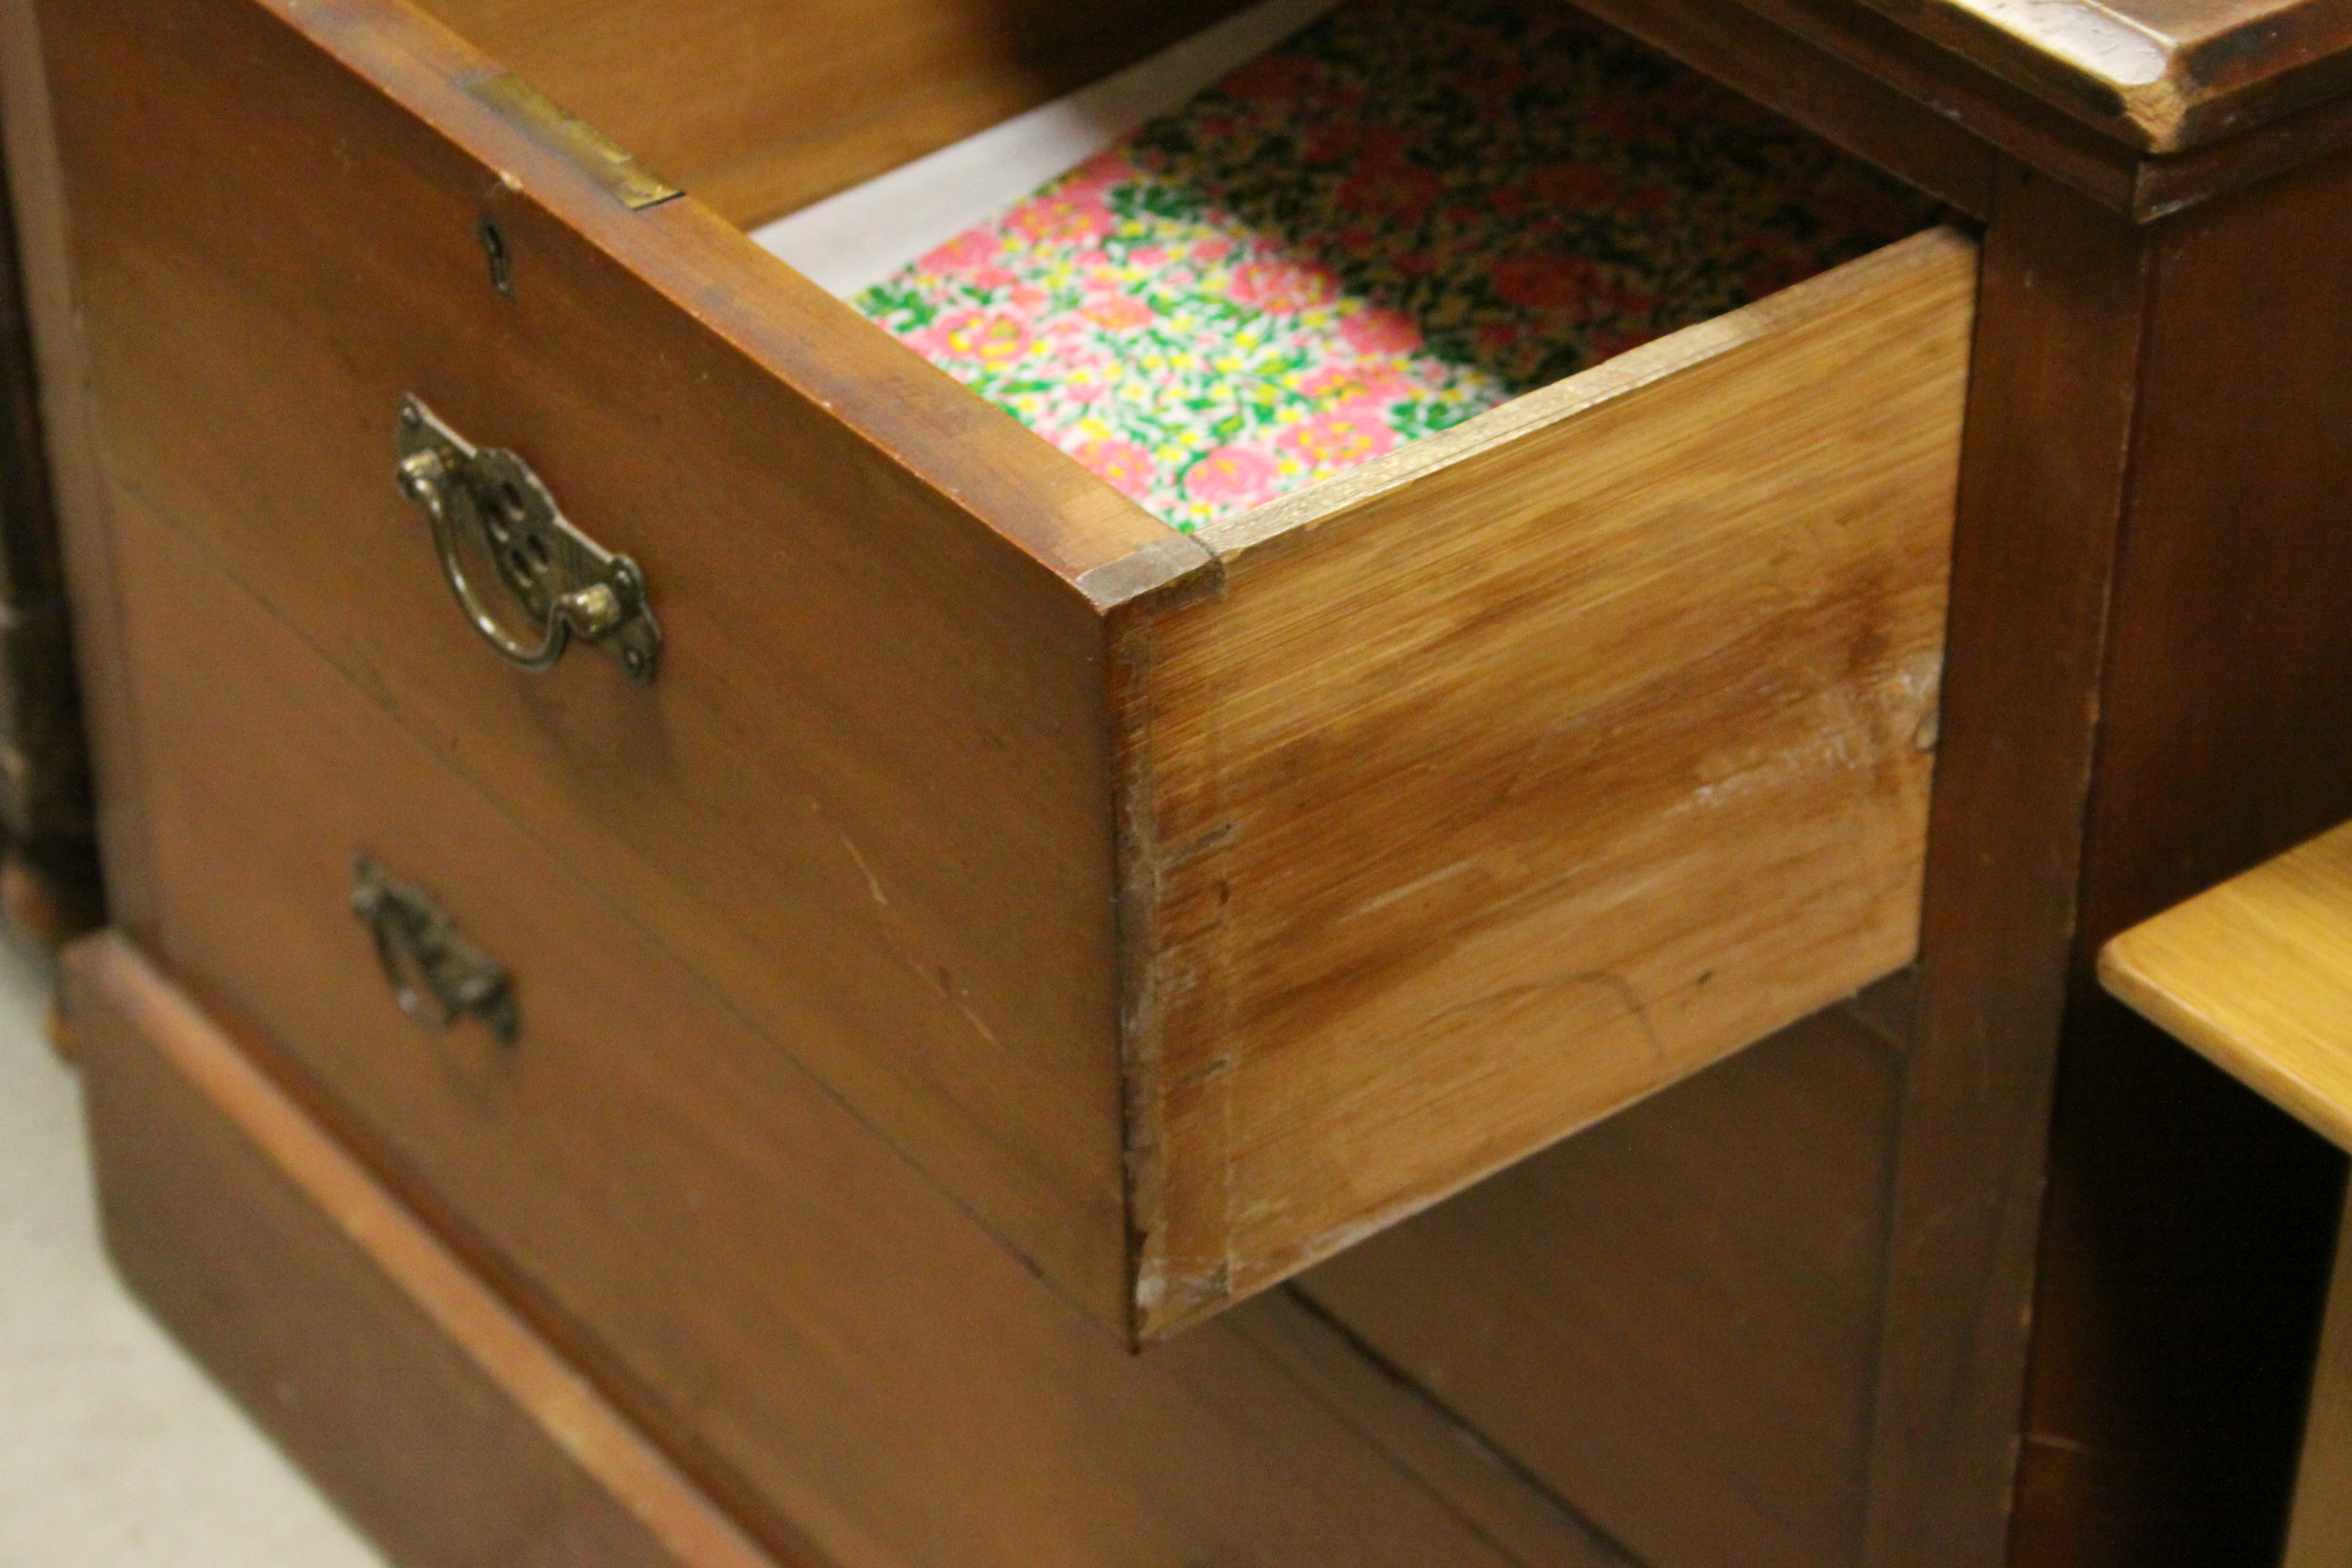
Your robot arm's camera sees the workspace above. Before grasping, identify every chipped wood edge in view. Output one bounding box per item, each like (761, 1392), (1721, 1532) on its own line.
(1106, 552), (1228, 1346)
(1202, 225), (1980, 562)
(1845, 0), (2352, 154)
(1074, 529), (1221, 613)
(1899, 0), (2185, 136)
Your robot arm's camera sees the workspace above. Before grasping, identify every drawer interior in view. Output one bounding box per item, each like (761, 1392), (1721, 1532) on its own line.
(419, 0), (1947, 535)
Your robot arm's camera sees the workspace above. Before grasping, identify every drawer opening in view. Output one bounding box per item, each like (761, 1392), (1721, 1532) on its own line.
(768, 0), (1949, 534)
(415, 0), (1949, 540)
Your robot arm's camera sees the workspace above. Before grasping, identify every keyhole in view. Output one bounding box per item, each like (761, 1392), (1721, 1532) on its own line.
(478, 218), (513, 297)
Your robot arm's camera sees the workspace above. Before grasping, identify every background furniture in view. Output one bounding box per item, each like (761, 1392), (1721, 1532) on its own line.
(2105, 821), (2352, 1568)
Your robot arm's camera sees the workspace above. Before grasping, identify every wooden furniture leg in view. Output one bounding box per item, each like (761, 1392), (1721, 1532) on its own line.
(2287, 1192), (2352, 1568)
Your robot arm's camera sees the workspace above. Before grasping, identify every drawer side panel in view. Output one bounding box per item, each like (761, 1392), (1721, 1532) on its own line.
(1120, 229), (1976, 1336)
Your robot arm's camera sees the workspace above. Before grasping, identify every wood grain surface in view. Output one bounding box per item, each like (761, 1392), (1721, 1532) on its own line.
(1848, 164), (2152, 1568)
(41, 0), (1979, 1344)
(37, 0), (1204, 1337)
(108, 490), (1621, 1568)
(1628, 0), (2352, 221)
(2103, 819), (2352, 1151)
(66, 931), (789, 1568)
(1572, 0), (1998, 215)
(1116, 229), (1973, 1338)
(411, 0), (1258, 228)
(1836, 0), (2352, 152)
(1302, 994), (1905, 1568)
(2009, 147), (2352, 1567)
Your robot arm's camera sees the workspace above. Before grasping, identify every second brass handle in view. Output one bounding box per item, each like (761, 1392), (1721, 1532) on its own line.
(351, 854), (518, 1043)
(394, 396), (661, 683)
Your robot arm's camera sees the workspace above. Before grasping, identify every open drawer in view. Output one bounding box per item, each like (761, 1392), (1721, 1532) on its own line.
(37, 0), (1972, 1341)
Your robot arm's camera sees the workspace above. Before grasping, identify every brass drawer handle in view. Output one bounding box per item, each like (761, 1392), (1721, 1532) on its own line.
(394, 396), (660, 683)
(350, 855), (519, 1043)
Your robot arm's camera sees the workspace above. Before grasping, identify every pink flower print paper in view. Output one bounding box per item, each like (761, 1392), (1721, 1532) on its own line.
(856, 0), (1942, 531)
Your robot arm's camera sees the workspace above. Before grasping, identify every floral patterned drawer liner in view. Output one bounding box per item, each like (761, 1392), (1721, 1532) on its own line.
(854, 0), (1945, 533)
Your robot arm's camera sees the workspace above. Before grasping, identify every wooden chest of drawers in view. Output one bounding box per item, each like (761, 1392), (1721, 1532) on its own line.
(25, 0), (1973, 1346)
(15, 0), (2352, 1562)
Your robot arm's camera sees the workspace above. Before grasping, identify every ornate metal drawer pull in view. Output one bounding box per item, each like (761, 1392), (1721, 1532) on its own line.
(394, 396), (660, 683)
(350, 855), (519, 1043)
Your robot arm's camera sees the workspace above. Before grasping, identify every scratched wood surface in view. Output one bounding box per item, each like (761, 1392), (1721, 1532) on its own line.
(1115, 228), (1975, 1338)
(108, 491), (1624, 1566)
(37, 0), (1205, 1339)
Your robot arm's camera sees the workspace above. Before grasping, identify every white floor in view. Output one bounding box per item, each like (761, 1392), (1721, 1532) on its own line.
(0, 935), (381, 1566)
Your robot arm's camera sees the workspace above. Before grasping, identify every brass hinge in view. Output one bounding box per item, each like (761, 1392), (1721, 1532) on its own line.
(466, 72), (683, 212)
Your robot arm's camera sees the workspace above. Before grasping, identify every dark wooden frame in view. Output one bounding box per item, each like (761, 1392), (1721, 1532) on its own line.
(1308, 9), (2352, 1564)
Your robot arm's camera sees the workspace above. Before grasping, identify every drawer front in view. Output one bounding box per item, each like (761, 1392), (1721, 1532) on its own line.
(106, 491), (1617, 1568)
(37, 0), (1182, 1334)
(66, 934), (785, 1568)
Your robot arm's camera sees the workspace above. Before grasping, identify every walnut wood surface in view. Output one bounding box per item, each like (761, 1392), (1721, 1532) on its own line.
(409, 0), (1257, 228)
(2010, 147), (2352, 1566)
(419, 0), (2345, 208)
(1839, 0), (2352, 152)
(2103, 820), (2352, 1151)
(1630, 0), (2352, 220)
(1117, 230), (1972, 1337)
(1301, 995), (1904, 1568)
(108, 492), (1623, 1567)
(65, 932), (788, 1568)
(36, 0), (2352, 1554)
(1846, 164), (2151, 1568)
(1571, 0), (1998, 215)
(37, 0), (1195, 1336)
